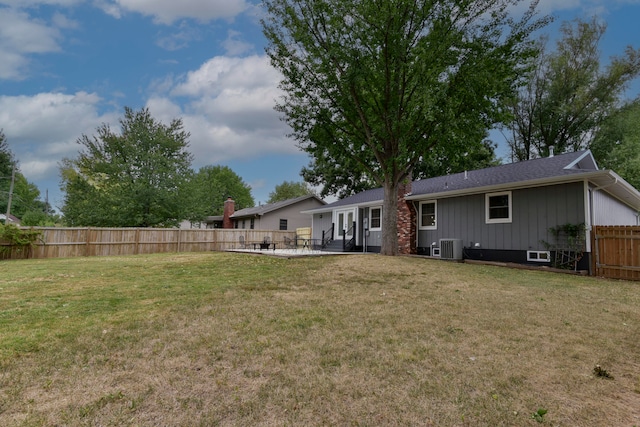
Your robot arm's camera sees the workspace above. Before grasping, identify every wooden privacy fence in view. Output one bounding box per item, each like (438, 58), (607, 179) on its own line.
(592, 226), (640, 280)
(1, 227), (296, 260)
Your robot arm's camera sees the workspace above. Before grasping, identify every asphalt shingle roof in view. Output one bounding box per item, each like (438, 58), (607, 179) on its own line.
(411, 150), (594, 196)
(310, 151), (598, 211)
(232, 194), (325, 218)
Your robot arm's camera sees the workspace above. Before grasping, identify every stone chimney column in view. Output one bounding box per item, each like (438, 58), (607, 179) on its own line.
(223, 197), (235, 229)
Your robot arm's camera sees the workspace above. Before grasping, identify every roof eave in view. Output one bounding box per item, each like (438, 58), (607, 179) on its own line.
(405, 170), (640, 205)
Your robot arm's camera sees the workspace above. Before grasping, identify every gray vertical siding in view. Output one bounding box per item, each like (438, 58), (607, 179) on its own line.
(418, 182), (586, 251)
(591, 188), (639, 225)
(311, 213), (334, 240)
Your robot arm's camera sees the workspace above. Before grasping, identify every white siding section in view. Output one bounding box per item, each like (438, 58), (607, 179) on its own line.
(591, 189), (639, 225)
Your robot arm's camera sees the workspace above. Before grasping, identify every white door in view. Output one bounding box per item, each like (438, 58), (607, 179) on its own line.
(336, 209), (355, 240)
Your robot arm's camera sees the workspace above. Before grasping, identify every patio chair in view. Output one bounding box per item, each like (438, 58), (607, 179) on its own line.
(284, 236), (296, 249)
(238, 235), (246, 249)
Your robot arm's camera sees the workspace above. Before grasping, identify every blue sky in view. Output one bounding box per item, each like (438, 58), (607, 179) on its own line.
(1, 0), (639, 211)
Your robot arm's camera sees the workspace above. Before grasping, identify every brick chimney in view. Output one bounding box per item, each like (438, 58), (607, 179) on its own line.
(397, 180), (417, 255)
(223, 197), (235, 229)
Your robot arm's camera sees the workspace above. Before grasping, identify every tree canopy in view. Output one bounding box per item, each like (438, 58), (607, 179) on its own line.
(263, 0), (547, 255)
(590, 98), (640, 189)
(1, 130), (50, 223)
(183, 165), (254, 222)
(60, 107), (193, 227)
(505, 17), (640, 161)
(267, 180), (316, 203)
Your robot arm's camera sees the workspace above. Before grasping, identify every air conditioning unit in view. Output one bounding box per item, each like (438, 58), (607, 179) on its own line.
(439, 239), (463, 260)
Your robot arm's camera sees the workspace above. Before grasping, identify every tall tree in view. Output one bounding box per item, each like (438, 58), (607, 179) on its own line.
(183, 165), (254, 222)
(590, 98), (640, 189)
(303, 137), (500, 200)
(0, 130), (48, 221)
(506, 18), (640, 161)
(263, 0), (546, 255)
(60, 107), (193, 227)
(267, 180), (316, 203)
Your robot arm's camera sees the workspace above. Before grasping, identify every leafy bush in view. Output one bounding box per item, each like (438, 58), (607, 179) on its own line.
(0, 224), (42, 259)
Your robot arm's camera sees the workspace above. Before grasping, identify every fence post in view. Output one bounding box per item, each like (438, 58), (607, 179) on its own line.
(85, 227), (90, 257)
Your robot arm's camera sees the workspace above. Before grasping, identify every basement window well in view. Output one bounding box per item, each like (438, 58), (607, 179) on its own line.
(527, 251), (551, 262)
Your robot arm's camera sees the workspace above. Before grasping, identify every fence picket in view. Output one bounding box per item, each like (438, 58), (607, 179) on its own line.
(1, 227), (296, 260)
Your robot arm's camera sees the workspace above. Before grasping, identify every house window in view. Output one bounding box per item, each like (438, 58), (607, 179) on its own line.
(279, 219), (288, 230)
(250, 218), (255, 229)
(419, 201), (437, 229)
(527, 251), (551, 262)
(486, 191), (512, 224)
(369, 207), (381, 230)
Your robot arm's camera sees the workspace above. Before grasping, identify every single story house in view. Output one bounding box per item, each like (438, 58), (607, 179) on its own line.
(225, 194), (326, 231)
(303, 150), (640, 271)
(0, 213), (21, 225)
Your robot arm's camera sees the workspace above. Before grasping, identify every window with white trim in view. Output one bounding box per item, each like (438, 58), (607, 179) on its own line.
(419, 201), (437, 229)
(485, 191), (512, 224)
(527, 251), (551, 262)
(369, 207), (382, 230)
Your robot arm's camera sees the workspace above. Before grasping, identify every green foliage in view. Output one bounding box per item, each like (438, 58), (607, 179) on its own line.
(183, 165), (254, 222)
(506, 18), (640, 160)
(1, 130), (49, 220)
(60, 107), (194, 227)
(267, 181), (315, 203)
(531, 408), (547, 423)
(541, 223), (586, 270)
(263, 0), (547, 254)
(20, 210), (60, 226)
(591, 98), (640, 189)
(0, 223), (42, 258)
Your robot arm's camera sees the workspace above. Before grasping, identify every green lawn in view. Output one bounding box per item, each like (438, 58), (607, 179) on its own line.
(1, 252), (639, 426)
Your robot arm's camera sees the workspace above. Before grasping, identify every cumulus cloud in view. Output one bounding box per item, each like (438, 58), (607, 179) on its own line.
(222, 30), (254, 56)
(146, 55), (295, 169)
(104, 0), (251, 24)
(0, 7), (62, 79)
(0, 91), (117, 200)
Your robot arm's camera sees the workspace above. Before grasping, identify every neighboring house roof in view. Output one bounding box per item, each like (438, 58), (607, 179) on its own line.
(231, 194), (326, 219)
(303, 150), (640, 213)
(0, 213), (21, 224)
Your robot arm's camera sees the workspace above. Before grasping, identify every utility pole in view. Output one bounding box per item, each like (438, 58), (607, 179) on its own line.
(5, 164), (15, 219)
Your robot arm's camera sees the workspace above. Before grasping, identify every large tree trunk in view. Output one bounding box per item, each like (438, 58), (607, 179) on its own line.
(380, 180), (399, 256)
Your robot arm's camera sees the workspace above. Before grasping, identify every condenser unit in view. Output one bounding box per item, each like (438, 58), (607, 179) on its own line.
(439, 239), (463, 260)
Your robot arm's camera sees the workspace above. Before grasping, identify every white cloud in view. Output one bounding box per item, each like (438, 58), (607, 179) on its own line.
(0, 0), (81, 6)
(51, 12), (79, 29)
(93, 0), (122, 19)
(146, 55), (296, 169)
(0, 8), (62, 79)
(519, 0), (640, 16)
(105, 0), (251, 24)
(171, 55), (279, 97)
(222, 29), (254, 56)
(0, 91), (117, 193)
(156, 24), (201, 51)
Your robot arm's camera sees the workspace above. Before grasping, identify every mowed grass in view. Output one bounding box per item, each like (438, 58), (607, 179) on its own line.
(1, 253), (639, 426)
